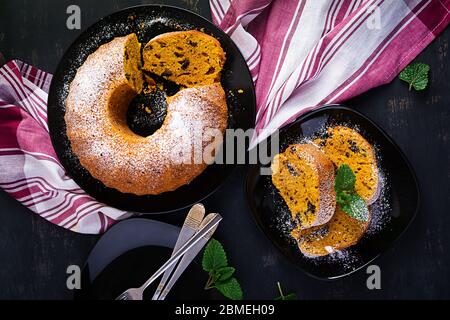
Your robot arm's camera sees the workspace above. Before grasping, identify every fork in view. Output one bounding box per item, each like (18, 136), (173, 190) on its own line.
(115, 213), (222, 300)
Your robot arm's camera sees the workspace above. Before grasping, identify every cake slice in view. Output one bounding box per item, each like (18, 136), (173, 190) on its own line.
(271, 143), (336, 229)
(292, 207), (371, 257)
(123, 33), (144, 93)
(142, 30), (226, 87)
(314, 126), (380, 204)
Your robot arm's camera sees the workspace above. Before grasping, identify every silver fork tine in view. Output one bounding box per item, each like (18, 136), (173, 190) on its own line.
(156, 213), (219, 300)
(115, 213), (222, 300)
(117, 293), (127, 300)
(152, 204), (205, 300)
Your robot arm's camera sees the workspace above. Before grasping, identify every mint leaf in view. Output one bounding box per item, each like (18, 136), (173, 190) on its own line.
(334, 164), (369, 222)
(216, 266), (235, 282)
(339, 193), (369, 222)
(399, 62), (430, 91)
(202, 239), (227, 272)
(335, 164), (356, 192)
(336, 190), (347, 201)
(215, 277), (243, 300)
(336, 190), (351, 207)
(202, 239), (243, 300)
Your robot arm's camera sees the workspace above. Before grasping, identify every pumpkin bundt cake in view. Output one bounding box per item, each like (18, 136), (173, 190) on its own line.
(314, 126), (380, 204)
(142, 30), (225, 86)
(65, 32), (228, 195)
(271, 143), (336, 229)
(292, 207), (371, 257)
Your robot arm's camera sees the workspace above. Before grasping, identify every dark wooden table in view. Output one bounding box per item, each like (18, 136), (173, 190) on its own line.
(0, 0), (449, 300)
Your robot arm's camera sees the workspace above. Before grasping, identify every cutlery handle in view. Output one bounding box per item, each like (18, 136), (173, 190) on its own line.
(152, 204), (204, 300)
(140, 214), (222, 292)
(158, 214), (218, 300)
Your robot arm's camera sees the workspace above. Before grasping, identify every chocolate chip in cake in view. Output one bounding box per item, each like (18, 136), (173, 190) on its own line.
(205, 66), (216, 75)
(306, 201), (316, 215)
(161, 69), (173, 77)
(180, 59), (190, 70)
(188, 40), (198, 47)
(348, 139), (360, 152)
(286, 163), (298, 176)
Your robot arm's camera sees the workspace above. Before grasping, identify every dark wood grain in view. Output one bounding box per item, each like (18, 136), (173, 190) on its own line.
(0, 0), (449, 299)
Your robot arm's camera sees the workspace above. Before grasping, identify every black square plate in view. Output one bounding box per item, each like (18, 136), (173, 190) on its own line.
(246, 105), (420, 279)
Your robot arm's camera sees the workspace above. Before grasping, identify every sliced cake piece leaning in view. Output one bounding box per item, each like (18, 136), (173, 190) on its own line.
(292, 206), (371, 257)
(271, 143), (336, 230)
(314, 126), (380, 204)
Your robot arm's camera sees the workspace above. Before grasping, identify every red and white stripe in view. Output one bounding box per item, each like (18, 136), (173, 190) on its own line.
(210, 0), (450, 148)
(0, 60), (129, 234)
(0, 1), (448, 234)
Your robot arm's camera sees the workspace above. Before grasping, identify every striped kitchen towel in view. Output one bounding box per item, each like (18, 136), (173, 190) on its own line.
(0, 60), (131, 234)
(0, 1), (448, 235)
(210, 0), (450, 148)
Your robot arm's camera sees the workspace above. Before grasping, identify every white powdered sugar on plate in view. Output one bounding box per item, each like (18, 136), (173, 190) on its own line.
(270, 121), (392, 269)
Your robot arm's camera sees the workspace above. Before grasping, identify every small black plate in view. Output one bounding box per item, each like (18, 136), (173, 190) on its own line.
(47, 5), (256, 213)
(74, 218), (218, 300)
(245, 105), (420, 279)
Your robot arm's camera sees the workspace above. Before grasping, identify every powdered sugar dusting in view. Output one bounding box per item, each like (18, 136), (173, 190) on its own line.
(270, 120), (391, 269)
(65, 33), (227, 195)
(366, 169), (391, 235)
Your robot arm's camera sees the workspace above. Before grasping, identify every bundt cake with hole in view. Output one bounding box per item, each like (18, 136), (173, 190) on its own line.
(271, 143), (336, 229)
(142, 30), (225, 86)
(314, 126), (380, 204)
(65, 32), (228, 195)
(292, 207), (371, 257)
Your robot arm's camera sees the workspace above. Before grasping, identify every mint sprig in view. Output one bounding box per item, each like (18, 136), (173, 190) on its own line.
(202, 239), (243, 300)
(334, 164), (356, 191)
(399, 62), (430, 91)
(215, 278), (242, 301)
(202, 238), (227, 271)
(335, 164), (369, 222)
(274, 281), (297, 300)
(216, 266), (235, 282)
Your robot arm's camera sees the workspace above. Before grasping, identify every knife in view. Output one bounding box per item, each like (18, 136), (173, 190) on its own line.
(156, 213), (219, 300)
(151, 203), (205, 300)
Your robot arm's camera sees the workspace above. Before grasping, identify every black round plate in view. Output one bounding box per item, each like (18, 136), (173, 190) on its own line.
(47, 5), (256, 213)
(74, 218), (219, 300)
(245, 105), (420, 280)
